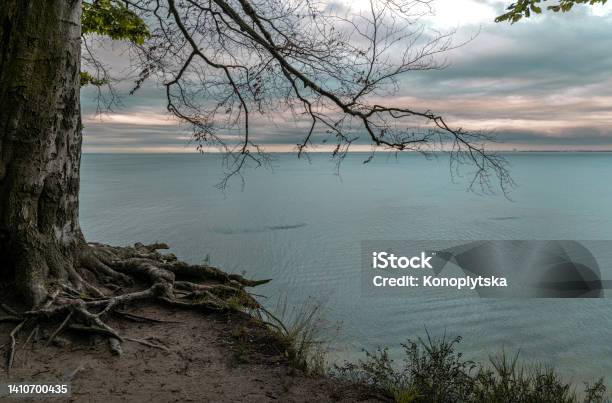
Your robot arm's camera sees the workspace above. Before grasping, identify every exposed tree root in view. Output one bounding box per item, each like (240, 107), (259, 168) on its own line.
(114, 310), (182, 324)
(2, 242), (270, 373)
(46, 311), (73, 346)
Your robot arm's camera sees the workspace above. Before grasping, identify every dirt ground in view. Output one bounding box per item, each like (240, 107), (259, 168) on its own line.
(0, 303), (388, 402)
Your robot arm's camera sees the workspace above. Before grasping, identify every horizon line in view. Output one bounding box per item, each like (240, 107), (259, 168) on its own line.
(81, 150), (612, 154)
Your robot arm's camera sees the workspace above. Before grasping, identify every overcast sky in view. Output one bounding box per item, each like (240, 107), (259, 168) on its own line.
(81, 0), (612, 153)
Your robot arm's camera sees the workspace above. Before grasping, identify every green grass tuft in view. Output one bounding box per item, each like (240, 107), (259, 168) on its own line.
(259, 296), (334, 376)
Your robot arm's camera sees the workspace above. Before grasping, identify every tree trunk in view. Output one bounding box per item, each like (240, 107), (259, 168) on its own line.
(0, 0), (85, 307)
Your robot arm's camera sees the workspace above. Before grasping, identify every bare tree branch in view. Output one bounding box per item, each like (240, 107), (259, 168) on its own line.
(94, 0), (512, 194)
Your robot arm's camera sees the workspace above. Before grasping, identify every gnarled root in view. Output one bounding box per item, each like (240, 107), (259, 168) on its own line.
(2, 242), (270, 372)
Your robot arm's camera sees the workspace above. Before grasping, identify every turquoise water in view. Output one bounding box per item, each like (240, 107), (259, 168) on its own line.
(80, 152), (612, 384)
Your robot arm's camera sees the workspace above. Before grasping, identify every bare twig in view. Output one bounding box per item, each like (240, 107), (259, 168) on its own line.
(1, 303), (19, 316)
(7, 320), (27, 373)
(125, 337), (170, 351)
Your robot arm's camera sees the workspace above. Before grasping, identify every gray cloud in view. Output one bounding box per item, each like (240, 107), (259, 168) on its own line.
(402, 7), (612, 96)
(81, 1), (612, 152)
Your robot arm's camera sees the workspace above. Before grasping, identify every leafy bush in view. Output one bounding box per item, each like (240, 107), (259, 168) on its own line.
(333, 332), (609, 403)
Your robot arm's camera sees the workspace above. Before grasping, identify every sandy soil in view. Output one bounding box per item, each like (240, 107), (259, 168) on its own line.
(0, 304), (388, 402)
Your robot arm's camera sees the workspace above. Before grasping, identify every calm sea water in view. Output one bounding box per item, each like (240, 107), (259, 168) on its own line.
(80, 152), (612, 384)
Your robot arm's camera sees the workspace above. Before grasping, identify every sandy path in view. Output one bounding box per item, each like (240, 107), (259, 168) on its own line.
(1, 305), (387, 402)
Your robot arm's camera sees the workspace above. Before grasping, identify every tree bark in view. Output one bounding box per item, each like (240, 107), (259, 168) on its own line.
(0, 0), (85, 307)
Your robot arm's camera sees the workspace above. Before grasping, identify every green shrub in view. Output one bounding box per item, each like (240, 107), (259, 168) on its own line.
(333, 332), (609, 403)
